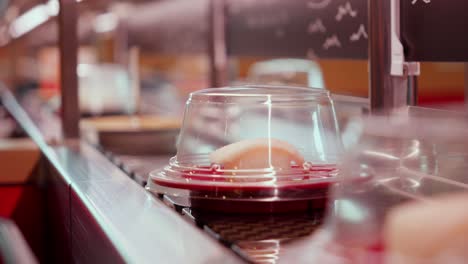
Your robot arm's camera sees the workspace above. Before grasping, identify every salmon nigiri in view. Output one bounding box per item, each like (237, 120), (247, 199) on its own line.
(209, 138), (305, 170)
(385, 193), (468, 263)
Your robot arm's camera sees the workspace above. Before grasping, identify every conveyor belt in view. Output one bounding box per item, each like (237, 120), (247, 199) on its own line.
(106, 151), (325, 263)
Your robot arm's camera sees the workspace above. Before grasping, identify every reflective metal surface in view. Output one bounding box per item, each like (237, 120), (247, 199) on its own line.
(2, 90), (243, 263)
(407, 105), (468, 119)
(55, 143), (242, 263)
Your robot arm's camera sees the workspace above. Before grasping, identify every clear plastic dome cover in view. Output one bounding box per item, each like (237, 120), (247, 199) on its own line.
(148, 85), (342, 213)
(280, 109), (468, 263)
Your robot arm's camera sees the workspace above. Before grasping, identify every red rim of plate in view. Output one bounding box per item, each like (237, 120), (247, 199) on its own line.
(150, 165), (338, 192)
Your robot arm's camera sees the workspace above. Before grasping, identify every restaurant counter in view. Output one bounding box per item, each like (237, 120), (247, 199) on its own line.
(1, 89), (243, 263)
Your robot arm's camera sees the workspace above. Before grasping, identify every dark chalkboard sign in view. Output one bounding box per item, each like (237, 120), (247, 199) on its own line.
(401, 0), (468, 62)
(121, 0), (468, 62)
(226, 0), (368, 59)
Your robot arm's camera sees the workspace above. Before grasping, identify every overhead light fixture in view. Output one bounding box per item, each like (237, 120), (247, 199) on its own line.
(9, 0), (58, 38)
(46, 0), (59, 16)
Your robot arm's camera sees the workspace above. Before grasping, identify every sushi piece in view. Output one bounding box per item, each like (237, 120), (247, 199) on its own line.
(210, 138), (305, 170)
(384, 192), (468, 263)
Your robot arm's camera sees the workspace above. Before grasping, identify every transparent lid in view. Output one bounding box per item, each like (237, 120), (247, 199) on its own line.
(300, 110), (468, 263)
(148, 85), (342, 209)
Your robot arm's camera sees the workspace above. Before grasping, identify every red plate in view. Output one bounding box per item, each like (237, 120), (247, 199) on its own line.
(151, 165), (338, 213)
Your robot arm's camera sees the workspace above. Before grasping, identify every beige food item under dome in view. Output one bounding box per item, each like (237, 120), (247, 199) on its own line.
(384, 192), (468, 264)
(209, 138), (305, 170)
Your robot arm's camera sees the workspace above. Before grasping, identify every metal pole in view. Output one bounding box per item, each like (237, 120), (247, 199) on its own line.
(368, 0), (408, 112)
(407, 76), (418, 106)
(114, 19), (129, 65)
(58, 0), (80, 139)
(208, 0), (228, 87)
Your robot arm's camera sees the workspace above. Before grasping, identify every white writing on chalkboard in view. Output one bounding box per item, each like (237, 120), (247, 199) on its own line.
(350, 24), (368, 42)
(306, 0), (333, 9)
(323, 35), (341, 49)
(308, 19), (326, 34)
(411, 0), (431, 4)
(335, 2), (357, 21)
